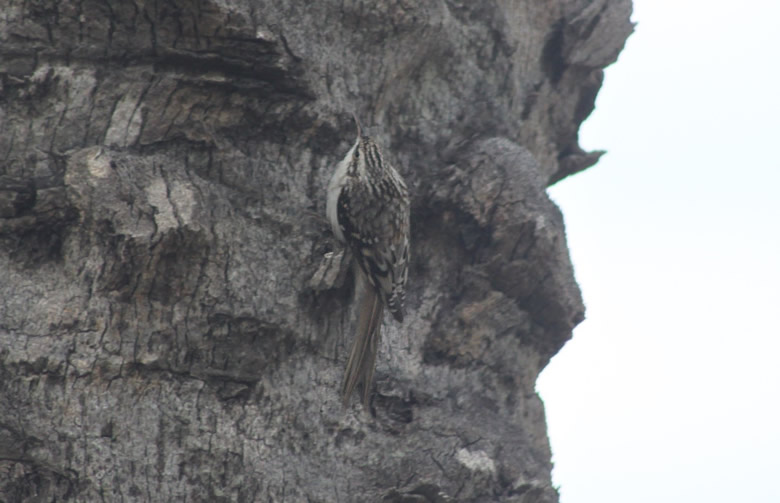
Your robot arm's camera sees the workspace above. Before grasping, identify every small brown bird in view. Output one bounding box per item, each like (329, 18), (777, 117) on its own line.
(326, 115), (410, 407)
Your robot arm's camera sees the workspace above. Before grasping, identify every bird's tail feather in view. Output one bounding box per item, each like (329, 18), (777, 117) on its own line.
(341, 285), (383, 407)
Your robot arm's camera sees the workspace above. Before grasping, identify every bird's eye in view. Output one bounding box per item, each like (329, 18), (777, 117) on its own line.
(354, 150), (360, 159)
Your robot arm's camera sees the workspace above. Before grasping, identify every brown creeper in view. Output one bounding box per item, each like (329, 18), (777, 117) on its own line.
(327, 115), (410, 407)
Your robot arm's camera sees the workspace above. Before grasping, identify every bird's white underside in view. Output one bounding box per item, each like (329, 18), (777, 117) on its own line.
(326, 140), (357, 243)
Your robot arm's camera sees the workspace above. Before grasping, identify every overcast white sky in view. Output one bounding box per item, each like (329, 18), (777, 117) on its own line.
(536, 1), (780, 502)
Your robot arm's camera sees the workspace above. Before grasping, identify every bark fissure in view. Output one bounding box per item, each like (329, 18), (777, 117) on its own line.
(0, 0), (632, 501)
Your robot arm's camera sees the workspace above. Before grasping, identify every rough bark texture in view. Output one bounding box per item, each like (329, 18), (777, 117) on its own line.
(0, 1), (632, 501)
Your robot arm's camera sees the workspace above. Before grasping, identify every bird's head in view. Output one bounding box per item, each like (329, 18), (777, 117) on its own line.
(347, 114), (384, 177)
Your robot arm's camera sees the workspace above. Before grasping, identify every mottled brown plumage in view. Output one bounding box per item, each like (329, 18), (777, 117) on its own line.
(326, 116), (410, 407)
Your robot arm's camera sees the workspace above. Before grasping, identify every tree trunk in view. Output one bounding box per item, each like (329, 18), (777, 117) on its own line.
(0, 1), (632, 501)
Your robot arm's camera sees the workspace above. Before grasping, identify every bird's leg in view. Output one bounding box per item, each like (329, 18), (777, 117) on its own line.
(309, 246), (352, 291)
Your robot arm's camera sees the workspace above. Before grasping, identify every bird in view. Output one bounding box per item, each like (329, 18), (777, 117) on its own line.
(326, 114), (410, 407)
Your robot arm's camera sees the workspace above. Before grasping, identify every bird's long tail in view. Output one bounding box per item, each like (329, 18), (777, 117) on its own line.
(341, 283), (383, 407)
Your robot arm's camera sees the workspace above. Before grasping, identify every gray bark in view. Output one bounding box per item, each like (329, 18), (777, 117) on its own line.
(0, 0), (632, 501)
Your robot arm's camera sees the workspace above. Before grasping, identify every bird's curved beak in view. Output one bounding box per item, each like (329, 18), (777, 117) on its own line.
(352, 113), (363, 139)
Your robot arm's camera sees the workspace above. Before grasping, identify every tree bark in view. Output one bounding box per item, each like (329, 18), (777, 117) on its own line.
(0, 0), (632, 501)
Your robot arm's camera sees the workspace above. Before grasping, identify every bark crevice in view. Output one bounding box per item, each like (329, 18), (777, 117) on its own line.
(1, 1), (633, 501)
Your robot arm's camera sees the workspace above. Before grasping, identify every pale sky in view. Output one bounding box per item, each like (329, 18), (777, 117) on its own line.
(536, 1), (780, 502)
